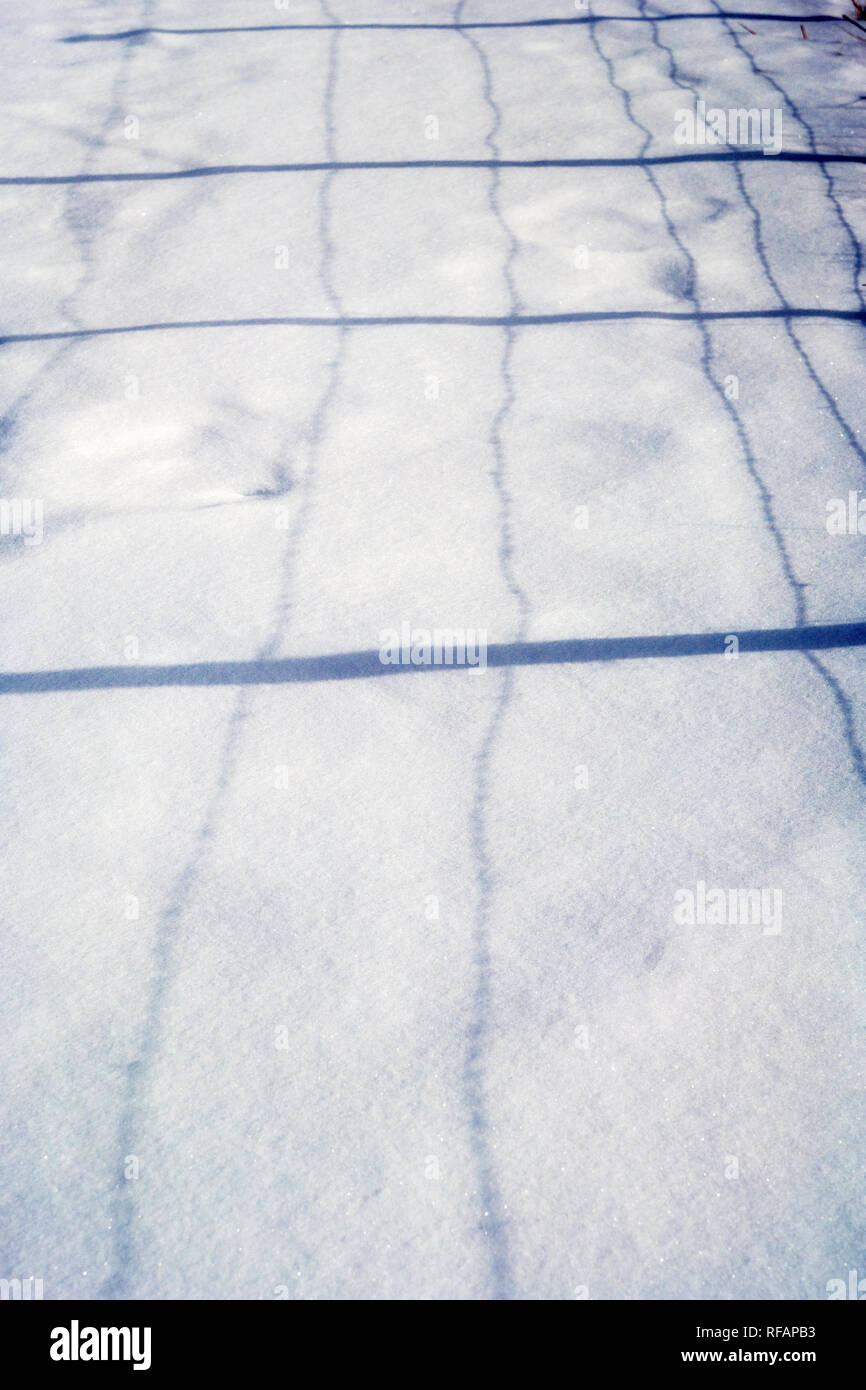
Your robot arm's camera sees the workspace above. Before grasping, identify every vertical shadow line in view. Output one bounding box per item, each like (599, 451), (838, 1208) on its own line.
(101, 4), (348, 1296)
(454, 0), (533, 1301)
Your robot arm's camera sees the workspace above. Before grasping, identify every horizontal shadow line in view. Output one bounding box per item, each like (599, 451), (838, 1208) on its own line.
(2, 624), (864, 694)
(2, 151), (862, 185)
(61, 15), (844, 40)
(3, 308), (865, 344)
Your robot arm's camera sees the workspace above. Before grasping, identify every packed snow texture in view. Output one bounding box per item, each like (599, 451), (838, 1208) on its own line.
(0, 0), (864, 1300)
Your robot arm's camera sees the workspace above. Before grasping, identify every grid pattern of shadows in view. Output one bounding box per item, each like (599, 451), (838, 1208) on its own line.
(586, 7), (866, 793)
(2, 0), (864, 1303)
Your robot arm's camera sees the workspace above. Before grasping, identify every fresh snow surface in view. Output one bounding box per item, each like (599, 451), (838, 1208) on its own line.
(0, 0), (864, 1301)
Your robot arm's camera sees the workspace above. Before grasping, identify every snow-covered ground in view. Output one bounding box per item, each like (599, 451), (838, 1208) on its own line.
(1, 0), (864, 1301)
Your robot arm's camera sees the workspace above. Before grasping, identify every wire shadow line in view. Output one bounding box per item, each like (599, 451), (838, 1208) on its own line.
(3, 307), (865, 346)
(61, 15), (845, 40)
(452, 0), (528, 1304)
(2, 624), (864, 695)
(4, 152), (862, 185)
(101, 12), (349, 1301)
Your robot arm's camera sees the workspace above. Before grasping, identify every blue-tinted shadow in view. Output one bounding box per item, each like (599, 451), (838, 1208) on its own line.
(2, 622), (864, 694)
